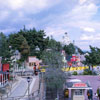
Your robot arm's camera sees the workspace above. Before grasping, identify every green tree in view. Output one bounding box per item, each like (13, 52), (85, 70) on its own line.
(85, 46), (100, 70)
(47, 38), (62, 51)
(18, 28), (48, 58)
(0, 33), (11, 64)
(8, 34), (30, 61)
(20, 39), (30, 61)
(63, 43), (83, 55)
(63, 43), (75, 55)
(42, 42), (69, 99)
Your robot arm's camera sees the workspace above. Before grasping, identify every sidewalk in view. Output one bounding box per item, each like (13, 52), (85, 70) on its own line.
(2, 75), (41, 100)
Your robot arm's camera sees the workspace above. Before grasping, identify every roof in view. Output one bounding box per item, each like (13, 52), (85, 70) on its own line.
(68, 79), (82, 83)
(66, 79), (92, 90)
(28, 56), (42, 63)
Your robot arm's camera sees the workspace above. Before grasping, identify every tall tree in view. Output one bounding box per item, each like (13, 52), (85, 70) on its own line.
(47, 38), (62, 51)
(85, 46), (100, 69)
(42, 41), (69, 99)
(8, 34), (30, 61)
(18, 28), (48, 58)
(63, 43), (75, 55)
(63, 43), (83, 55)
(0, 33), (11, 64)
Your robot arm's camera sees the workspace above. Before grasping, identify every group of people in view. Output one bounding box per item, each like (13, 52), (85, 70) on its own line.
(87, 87), (100, 100)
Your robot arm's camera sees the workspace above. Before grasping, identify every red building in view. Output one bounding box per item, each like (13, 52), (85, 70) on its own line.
(0, 58), (9, 87)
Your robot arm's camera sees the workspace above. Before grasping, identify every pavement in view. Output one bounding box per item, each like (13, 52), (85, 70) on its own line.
(1, 75), (40, 100)
(9, 78), (28, 98)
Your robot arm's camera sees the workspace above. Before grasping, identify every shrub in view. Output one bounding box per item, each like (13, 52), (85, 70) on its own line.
(83, 69), (92, 75)
(72, 71), (78, 75)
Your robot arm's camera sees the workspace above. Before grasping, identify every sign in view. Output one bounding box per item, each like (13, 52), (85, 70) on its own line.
(40, 69), (45, 72)
(2, 64), (9, 72)
(73, 83), (87, 87)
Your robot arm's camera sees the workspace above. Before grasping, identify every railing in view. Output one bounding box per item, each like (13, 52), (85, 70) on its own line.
(1, 90), (39, 100)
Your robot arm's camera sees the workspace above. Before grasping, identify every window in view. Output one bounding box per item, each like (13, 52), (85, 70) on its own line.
(32, 63), (34, 66)
(29, 63), (31, 66)
(74, 89), (83, 95)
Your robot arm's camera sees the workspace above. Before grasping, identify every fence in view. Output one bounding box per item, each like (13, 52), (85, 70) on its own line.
(1, 90), (39, 100)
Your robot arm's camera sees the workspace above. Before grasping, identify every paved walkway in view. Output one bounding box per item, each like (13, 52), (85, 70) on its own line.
(9, 78), (28, 97)
(2, 75), (37, 100)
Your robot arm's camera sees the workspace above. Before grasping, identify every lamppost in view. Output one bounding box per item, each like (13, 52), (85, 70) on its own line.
(27, 76), (31, 100)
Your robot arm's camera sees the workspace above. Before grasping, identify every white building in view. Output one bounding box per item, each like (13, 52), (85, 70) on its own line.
(61, 32), (71, 46)
(11, 50), (21, 62)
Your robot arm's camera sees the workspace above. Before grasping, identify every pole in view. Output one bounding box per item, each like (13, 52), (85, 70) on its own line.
(28, 82), (30, 100)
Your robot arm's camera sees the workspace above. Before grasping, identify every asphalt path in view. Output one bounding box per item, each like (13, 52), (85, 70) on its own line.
(8, 78), (28, 99)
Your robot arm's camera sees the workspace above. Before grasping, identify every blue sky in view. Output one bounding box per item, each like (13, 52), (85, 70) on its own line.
(0, 0), (100, 51)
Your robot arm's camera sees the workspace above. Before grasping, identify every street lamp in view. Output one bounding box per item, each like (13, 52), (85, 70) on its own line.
(27, 76), (31, 100)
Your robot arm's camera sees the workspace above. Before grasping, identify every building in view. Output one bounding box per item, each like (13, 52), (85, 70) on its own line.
(26, 56), (42, 70)
(0, 57), (9, 87)
(11, 50), (21, 63)
(61, 32), (71, 46)
(65, 79), (92, 100)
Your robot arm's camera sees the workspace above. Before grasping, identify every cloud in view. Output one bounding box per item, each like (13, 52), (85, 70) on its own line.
(0, 10), (10, 22)
(83, 27), (95, 32)
(0, 0), (62, 13)
(80, 34), (100, 41)
(45, 27), (66, 39)
(80, 34), (93, 40)
(79, 0), (87, 5)
(0, 28), (16, 33)
(0, 0), (100, 50)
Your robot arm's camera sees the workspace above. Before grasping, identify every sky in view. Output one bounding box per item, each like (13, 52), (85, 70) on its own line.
(0, 0), (100, 51)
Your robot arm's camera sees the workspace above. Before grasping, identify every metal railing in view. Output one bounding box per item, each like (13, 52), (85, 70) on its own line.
(1, 90), (39, 100)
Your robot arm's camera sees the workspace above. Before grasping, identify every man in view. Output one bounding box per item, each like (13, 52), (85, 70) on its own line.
(87, 89), (93, 100)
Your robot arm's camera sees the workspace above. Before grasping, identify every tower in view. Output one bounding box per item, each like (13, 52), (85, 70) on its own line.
(61, 32), (71, 46)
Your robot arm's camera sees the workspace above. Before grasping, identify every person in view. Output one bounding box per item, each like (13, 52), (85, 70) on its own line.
(33, 64), (37, 75)
(95, 93), (98, 99)
(97, 87), (100, 100)
(64, 89), (69, 98)
(87, 89), (93, 100)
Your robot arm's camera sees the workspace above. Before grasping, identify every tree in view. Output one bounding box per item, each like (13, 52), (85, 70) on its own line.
(8, 34), (30, 61)
(63, 43), (75, 55)
(20, 39), (30, 61)
(0, 33), (11, 64)
(47, 38), (62, 51)
(85, 46), (100, 70)
(63, 43), (83, 55)
(18, 28), (48, 58)
(42, 42), (69, 99)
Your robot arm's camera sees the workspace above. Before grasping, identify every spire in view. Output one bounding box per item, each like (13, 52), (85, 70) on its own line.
(61, 32), (71, 46)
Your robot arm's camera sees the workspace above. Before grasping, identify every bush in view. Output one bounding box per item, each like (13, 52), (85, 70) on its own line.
(72, 71), (78, 75)
(83, 69), (92, 75)
(9, 76), (13, 80)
